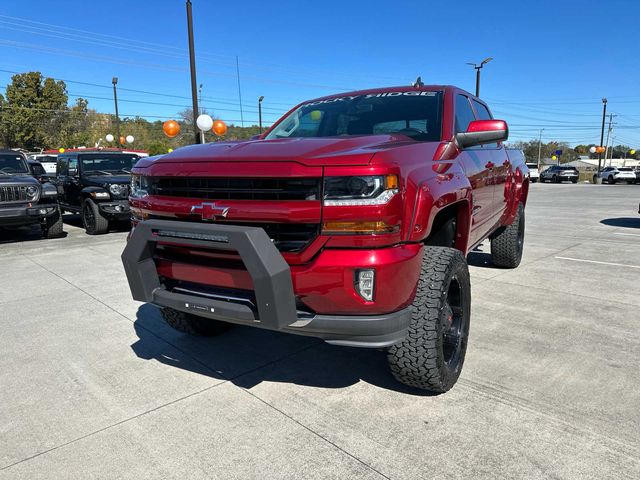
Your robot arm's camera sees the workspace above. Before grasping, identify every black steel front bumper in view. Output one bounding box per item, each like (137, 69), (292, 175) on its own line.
(0, 204), (58, 227)
(121, 219), (410, 348)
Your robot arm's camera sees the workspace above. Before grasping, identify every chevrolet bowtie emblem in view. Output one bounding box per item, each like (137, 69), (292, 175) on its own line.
(190, 202), (230, 221)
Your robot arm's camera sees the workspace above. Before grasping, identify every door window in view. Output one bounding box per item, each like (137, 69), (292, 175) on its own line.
(455, 95), (477, 134)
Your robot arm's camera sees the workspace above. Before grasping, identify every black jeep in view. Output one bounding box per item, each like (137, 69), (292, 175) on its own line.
(0, 150), (63, 239)
(54, 150), (138, 235)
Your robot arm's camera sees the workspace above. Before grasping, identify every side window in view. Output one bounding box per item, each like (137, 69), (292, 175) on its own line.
(472, 100), (493, 120)
(454, 95), (476, 134)
(57, 156), (68, 176)
(68, 157), (78, 174)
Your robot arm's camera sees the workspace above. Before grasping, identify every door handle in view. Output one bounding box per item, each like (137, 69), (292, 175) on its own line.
(485, 161), (494, 169)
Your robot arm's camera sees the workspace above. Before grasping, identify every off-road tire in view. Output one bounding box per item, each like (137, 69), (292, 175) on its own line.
(82, 198), (109, 235)
(387, 247), (471, 393)
(42, 207), (64, 239)
(491, 202), (525, 268)
(161, 307), (231, 337)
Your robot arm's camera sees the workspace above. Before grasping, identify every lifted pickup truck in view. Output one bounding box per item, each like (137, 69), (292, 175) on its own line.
(0, 150), (63, 238)
(122, 85), (529, 392)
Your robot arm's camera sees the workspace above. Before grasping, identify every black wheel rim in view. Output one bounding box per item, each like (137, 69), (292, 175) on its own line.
(442, 275), (465, 367)
(84, 204), (95, 231)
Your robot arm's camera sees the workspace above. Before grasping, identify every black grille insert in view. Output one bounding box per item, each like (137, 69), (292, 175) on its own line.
(150, 177), (321, 201)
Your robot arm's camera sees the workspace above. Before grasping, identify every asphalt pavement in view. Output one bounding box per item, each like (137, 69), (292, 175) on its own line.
(1, 183), (639, 479)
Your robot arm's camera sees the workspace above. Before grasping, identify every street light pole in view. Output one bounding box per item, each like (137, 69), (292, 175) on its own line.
(537, 128), (544, 171)
(112, 77), (121, 148)
(258, 96), (264, 133)
(467, 57), (493, 97)
(186, 0), (201, 145)
(598, 98), (607, 174)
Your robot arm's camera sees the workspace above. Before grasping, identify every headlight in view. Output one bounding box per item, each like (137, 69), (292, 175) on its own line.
(131, 175), (151, 197)
(323, 175), (398, 206)
(26, 185), (40, 201)
(109, 184), (129, 198)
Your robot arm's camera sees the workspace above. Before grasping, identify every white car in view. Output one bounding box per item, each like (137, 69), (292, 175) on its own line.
(526, 163), (539, 182)
(596, 166), (637, 184)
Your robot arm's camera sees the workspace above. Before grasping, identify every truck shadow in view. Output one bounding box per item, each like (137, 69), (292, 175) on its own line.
(600, 217), (640, 229)
(0, 225), (68, 244)
(63, 213), (131, 233)
(130, 303), (437, 396)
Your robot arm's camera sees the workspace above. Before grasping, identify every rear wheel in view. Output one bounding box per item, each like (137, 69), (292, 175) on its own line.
(571, 178), (578, 184)
(387, 246), (471, 393)
(161, 307), (231, 337)
(552, 174), (558, 183)
(82, 198), (109, 235)
(491, 202), (525, 268)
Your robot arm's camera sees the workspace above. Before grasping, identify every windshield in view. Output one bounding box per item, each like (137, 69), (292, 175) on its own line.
(0, 153), (29, 174)
(265, 91), (443, 142)
(526, 163), (538, 169)
(79, 154), (138, 174)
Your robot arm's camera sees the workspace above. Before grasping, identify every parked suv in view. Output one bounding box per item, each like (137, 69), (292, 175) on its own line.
(54, 150), (138, 234)
(122, 85), (529, 393)
(0, 150), (63, 238)
(540, 164), (579, 183)
(594, 166), (636, 184)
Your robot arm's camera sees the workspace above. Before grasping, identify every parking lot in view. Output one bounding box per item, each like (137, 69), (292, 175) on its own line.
(0, 183), (638, 479)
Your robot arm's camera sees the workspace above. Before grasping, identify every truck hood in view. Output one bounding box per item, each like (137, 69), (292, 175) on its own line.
(139, 135), (417, 168)
(0, 174), (38, 185)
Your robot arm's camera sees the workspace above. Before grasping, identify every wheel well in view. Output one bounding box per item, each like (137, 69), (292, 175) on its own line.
(424, 202), (469, 252)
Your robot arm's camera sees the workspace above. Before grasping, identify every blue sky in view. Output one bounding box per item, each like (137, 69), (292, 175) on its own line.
(1, 0), (639, 147)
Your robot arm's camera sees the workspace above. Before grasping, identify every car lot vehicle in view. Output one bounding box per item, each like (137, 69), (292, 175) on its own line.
(634, 167), (640, 184)
(27, 159), (49, 183)
(27, 153), (58, 176)
(54, 149), (138, 235)
(540, 164), (579, 183)
(525, 162), (539, 182)
(594, 166), (637, 184)
(0, 150), (63, 238)
(122, 85), (529, 393)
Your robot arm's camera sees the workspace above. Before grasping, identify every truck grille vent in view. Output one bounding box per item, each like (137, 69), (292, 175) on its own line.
(149, 215), (319, 252)
(0, 186), (30, 203)
(149, 177), (321, 201)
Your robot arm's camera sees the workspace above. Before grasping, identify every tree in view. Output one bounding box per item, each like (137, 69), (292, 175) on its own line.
(0, 72), (68, 149)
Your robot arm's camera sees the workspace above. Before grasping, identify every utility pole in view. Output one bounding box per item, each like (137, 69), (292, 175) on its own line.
(112, 77), (121, 148)
(537, 128), (544, 171)
(597, 98), (607, 175)
(186, 0), (201, 144)
(198, 83), (204, 144)
(236, 56), (244, 127)
(603, 114), (615, 166)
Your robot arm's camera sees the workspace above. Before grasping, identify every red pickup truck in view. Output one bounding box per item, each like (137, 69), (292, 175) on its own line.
(122, 85), (528, 393)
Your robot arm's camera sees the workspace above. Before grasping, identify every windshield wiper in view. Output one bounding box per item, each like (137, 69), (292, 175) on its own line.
(118, 169), (131, 174)
(87, 170), (113, 176)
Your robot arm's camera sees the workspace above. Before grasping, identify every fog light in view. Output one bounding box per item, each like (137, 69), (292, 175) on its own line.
(115, 205), (123, 212)
(39, 208), (47, 214)
(356, 269), (375, 302)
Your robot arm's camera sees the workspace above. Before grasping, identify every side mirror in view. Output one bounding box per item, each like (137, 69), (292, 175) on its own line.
(455, 119), (508, 149)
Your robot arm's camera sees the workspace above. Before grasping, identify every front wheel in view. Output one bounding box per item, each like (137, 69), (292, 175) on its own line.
(42, 206), (64, 239)
(491, 202), (525, 268)
(552, 175), (558, 183)
(82, 198), (109, 235)
(608, 175), (616, 184)
(571, 179), (578, 184)
(387, 247), (471, 393)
